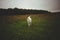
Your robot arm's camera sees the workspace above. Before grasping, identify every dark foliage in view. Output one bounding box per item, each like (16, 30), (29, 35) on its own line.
(0, 8), (51, 15)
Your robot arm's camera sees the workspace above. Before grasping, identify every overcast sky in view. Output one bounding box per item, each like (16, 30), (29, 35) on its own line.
(0, 0), (60, 12)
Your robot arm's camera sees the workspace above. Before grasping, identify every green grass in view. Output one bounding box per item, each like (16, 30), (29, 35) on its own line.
(0, 14), (60, 40)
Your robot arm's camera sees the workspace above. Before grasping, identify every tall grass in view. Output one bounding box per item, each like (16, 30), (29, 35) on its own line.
(0, 14), (60, 40)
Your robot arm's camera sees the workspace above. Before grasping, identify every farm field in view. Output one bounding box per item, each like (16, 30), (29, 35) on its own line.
(0, 14), (60, 40)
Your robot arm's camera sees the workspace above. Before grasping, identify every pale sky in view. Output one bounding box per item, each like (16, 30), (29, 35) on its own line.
(0, 0), (60, 12)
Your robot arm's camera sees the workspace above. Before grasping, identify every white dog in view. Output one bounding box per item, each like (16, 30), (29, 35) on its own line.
(27, 15), (32, 27)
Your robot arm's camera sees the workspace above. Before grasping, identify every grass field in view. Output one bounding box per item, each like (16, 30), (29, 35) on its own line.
(0, 14), (60, 40)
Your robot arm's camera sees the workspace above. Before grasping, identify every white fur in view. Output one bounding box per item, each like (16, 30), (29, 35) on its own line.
(27, 16), (32, 27)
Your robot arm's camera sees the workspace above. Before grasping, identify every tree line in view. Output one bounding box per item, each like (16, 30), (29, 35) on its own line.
(0, 8), (51, 15)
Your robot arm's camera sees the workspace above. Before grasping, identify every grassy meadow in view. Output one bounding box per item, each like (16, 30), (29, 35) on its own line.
(0, 14), (60, 40)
